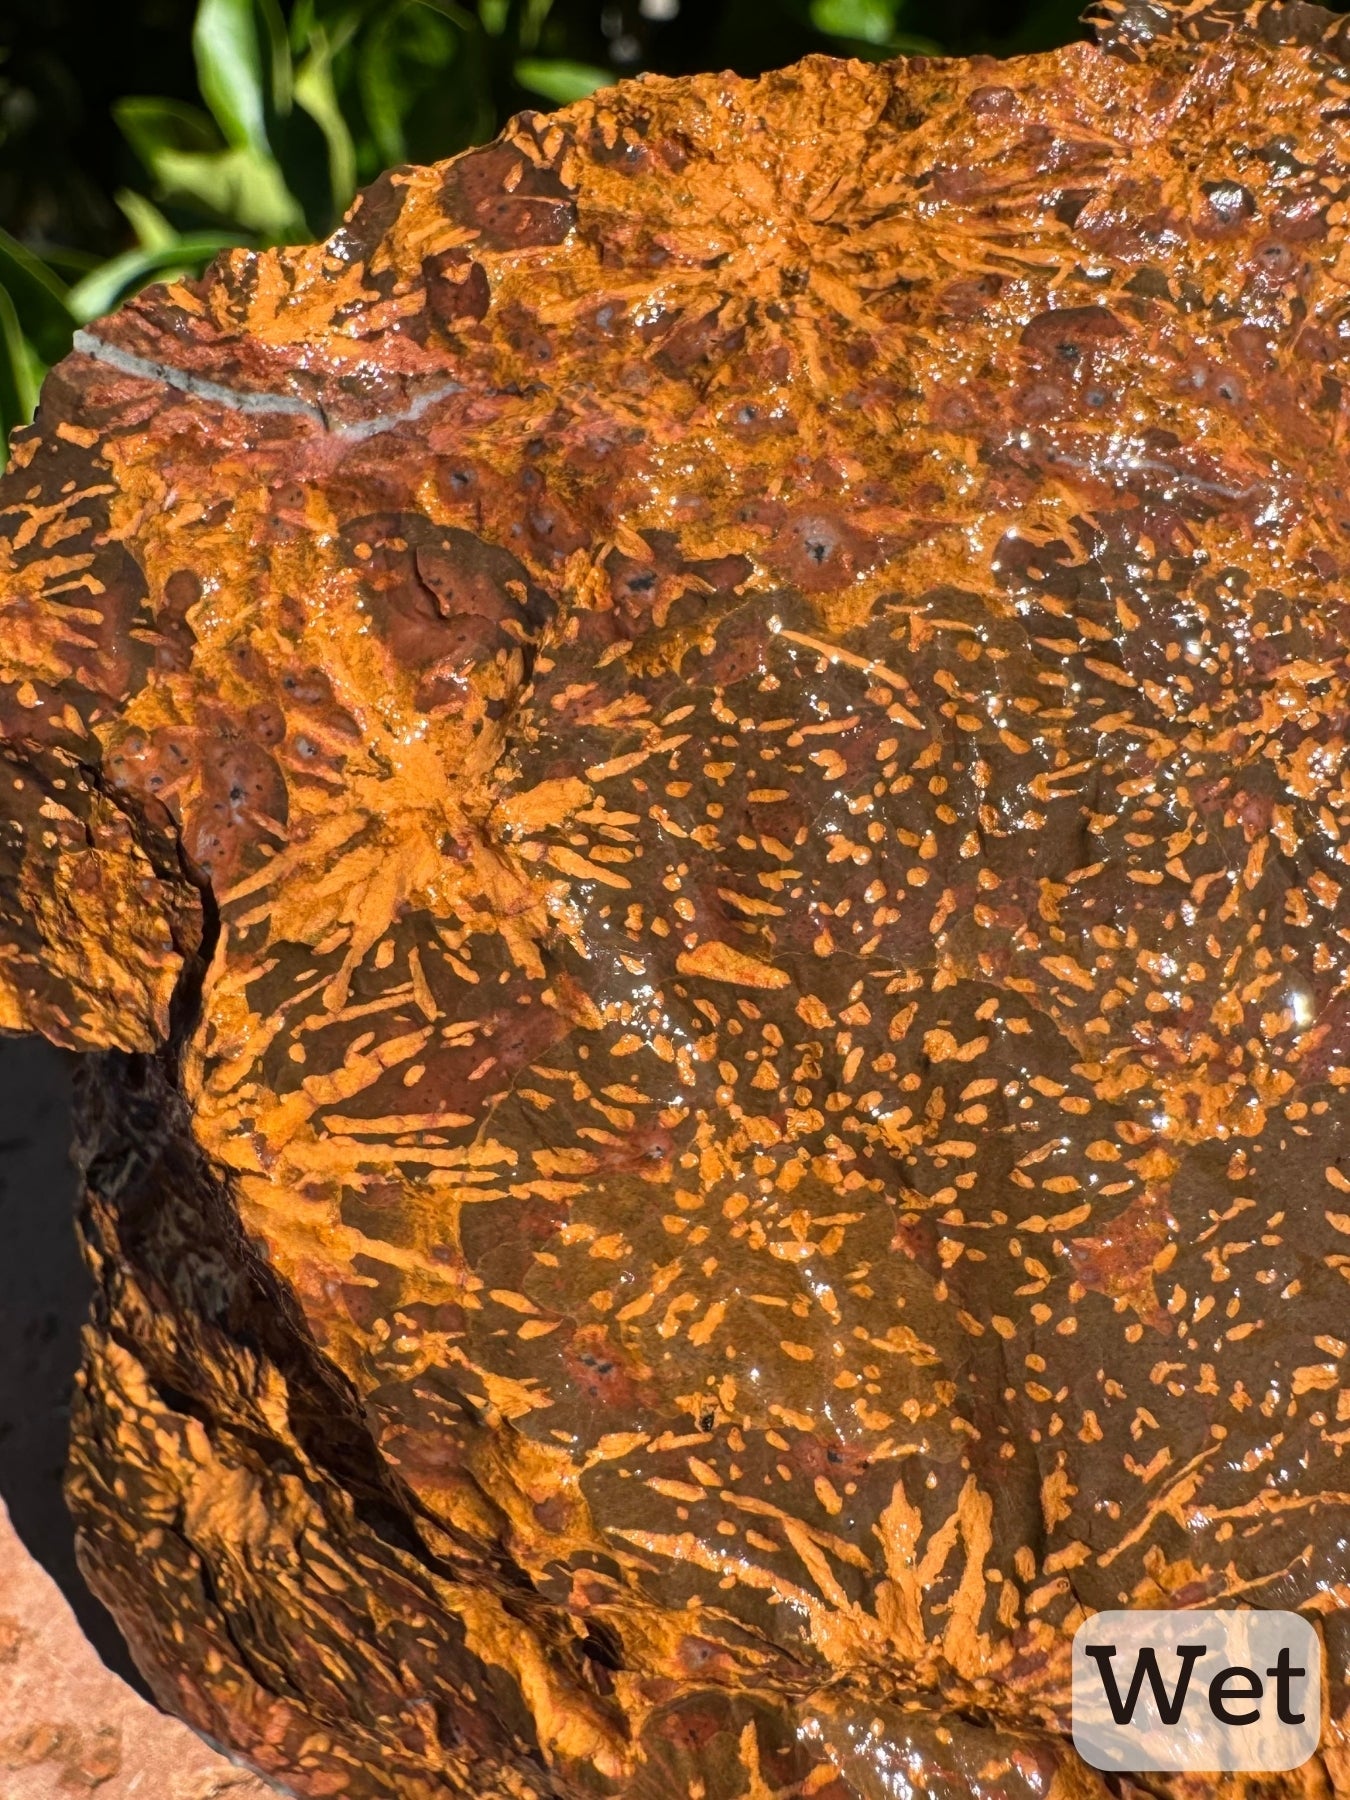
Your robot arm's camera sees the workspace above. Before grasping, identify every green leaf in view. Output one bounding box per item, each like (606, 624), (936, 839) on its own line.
(256, 0), (294, 114)
(116, 190), (178, 252)
(158, 145), (304, 237)
(810, 0), (896, 44)
(295, 1), (363, 61)
(479, 0), (509, 35)
(0, 230), (74, 367)
(513, 58), (615, 104)
(360, 9), (415, 169)
(116, 97), (222, 168)
(0, 285), (44, 463)
(415, 0), (476, 26)
(360, 2), (467, 171)
(295, 31), (358, 216)
(194, 0), (271, 151)
(518, 0), (556, 53)
(115, 99), (303, 238)
(67, 233), (244, 324)
(35, 249), (101, 280)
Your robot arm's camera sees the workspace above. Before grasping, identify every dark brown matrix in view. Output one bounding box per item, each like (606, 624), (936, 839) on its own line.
(5, 2), (1350, 1795)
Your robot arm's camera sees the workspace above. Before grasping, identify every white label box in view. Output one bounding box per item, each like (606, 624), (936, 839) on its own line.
(1072, 1609), (1321, 1773)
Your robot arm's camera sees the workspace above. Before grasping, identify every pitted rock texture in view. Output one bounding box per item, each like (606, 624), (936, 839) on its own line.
(8, 2), (1350, 1795)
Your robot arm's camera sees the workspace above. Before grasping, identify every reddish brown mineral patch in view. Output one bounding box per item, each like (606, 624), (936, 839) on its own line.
(9, 2), (1350, 1796)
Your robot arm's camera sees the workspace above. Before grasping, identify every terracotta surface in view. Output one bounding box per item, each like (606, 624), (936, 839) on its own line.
(0, 1497), (275, 1798)
(9, 0), (1350, 1794)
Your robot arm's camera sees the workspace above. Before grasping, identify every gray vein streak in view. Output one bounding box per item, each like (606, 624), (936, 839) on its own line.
(337, 380), (463, 442)
(73, 330), (327, 424)
(72, 330), (462, 442)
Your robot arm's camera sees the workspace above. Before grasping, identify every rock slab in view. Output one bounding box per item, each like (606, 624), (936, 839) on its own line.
(6, 2), (1350, 1795)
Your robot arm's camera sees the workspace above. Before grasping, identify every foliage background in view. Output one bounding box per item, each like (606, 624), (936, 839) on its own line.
(0, 0), (1341, 457)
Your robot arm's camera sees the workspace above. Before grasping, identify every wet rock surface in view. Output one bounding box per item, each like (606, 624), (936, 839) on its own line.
(7, 2), (1350, 1794)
